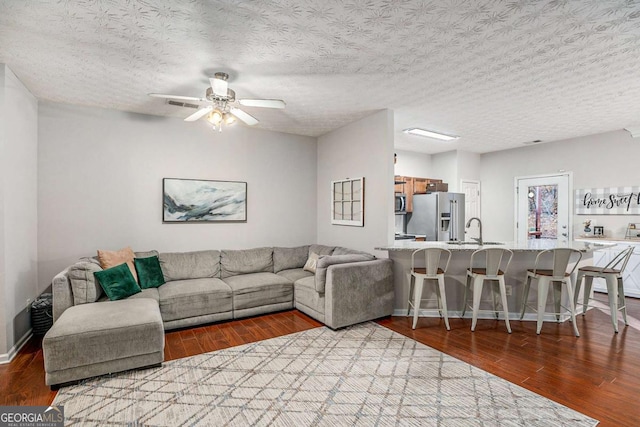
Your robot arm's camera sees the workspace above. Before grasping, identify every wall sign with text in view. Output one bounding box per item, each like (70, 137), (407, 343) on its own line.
(575, 187), (640, 215)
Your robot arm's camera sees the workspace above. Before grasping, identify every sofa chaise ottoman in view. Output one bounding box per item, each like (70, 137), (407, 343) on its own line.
(43, 298), (164, 388)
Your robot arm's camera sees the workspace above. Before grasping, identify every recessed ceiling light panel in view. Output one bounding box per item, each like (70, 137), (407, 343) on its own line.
(403, 128), (459, 141)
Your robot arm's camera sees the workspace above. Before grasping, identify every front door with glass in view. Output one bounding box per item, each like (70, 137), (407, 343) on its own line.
(515, 174), (571, 244)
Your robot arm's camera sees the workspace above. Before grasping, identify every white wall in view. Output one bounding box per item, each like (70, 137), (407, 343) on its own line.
(0, 65), (39, 356)
(481, 130), (640, 241)
(430, 150), (457, 190)
(456, 150), (481, 184)
(38, 102), (317, 290)
(427, 150), (481, 192)
(317, 110), (395, 255)
(394, 150), (431, 177)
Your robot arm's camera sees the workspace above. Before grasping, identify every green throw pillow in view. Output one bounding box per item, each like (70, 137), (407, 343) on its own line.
(94, 263), (141, 301)
(134, 255), (165, 289)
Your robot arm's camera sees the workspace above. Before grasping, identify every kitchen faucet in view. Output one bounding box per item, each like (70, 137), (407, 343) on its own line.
(466, 217), (483, 245)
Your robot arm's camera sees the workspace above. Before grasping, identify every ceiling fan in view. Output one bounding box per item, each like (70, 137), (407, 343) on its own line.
(149, 72), (285, 131)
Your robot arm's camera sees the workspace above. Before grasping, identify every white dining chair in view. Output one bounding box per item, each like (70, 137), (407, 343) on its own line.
(574, 246), (634, 333)
(462, 248), (513, 333)
(407, 248), (452, 330)
(520, 248), (582, 336)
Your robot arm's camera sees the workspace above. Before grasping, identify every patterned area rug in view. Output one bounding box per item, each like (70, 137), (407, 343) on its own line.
(53, 323), (598, 426)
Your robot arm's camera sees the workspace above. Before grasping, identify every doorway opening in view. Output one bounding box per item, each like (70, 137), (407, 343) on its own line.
(461, 179), (481, 241)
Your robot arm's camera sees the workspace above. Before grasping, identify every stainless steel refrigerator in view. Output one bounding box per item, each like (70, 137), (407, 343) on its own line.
(407, 192), (466, 241)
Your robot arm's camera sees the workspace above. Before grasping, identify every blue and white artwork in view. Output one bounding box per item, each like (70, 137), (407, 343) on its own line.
(163, 178), (247, 222)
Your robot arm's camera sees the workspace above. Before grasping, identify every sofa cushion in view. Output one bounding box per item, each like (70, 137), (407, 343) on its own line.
(221, 247), (274, 278)
(158, 278), (232, 322)
(223, 272), (293, 310)
(97, 288), (160, 303)
(97, 246), (138, 283)
(134, 256), (165, 289)
(273, 246), (309, 273)
(159, 250), (221, 281)
(128, 288), (160, 303)
(94, 263), (141, 301)
(309, 244), (335, 256)
(135, 250), (159, 259)
(78, 256), (101, 266)
(43, 298), (163, 373)
(277, 268), (313, 282)
(315, 254), (375, 293)
(68, 262), (104, 305)
(294, 276), (325, 315)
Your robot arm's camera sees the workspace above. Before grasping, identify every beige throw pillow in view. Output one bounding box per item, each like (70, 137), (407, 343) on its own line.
(97, 246), (138, 283)
(303, 252), (321, 273)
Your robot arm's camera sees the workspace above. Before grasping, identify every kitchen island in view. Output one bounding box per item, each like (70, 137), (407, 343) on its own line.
(376, 239), (615, 322)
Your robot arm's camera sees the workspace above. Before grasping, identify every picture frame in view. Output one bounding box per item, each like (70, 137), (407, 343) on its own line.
(331, 177), (364, 227)
(163, 178), (247, 223)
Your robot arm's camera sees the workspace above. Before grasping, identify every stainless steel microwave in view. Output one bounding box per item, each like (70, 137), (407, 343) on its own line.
(395, 194), (407, 213)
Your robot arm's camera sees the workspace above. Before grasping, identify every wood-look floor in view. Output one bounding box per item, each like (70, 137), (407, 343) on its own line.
(1, 295), (638, 426)
(379, 292), (640, 427)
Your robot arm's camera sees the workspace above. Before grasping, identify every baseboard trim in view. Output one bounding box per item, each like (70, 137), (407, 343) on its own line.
(0, 328), (33, 364)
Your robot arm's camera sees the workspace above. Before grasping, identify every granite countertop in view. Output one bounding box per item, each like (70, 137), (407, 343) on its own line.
(376, 239), (616, 252)
(575, 237), (640, 245)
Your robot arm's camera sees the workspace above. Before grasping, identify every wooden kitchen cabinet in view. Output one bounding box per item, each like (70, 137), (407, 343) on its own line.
(405, 177), (414, 212)
(394, 175), (446, 212)
(413, 178), (428, 194)
(394, 176), (406, 194)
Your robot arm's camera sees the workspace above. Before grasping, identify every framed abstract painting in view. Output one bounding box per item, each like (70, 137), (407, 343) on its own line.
(163, 178), (247, 222)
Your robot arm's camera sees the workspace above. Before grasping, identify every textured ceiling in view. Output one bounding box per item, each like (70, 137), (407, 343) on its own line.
(1, 0), (640, 154)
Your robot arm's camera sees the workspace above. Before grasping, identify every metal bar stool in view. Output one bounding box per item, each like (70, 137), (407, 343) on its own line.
(520, 248), (582, 336)
(407, 248), (452, 330)
(462, 248), (514, 333)
(574, 246), (634, 333)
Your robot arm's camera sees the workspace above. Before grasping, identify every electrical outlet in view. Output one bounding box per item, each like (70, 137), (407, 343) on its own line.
(26, 298), (32, 311)
(505, 285), (512, 296)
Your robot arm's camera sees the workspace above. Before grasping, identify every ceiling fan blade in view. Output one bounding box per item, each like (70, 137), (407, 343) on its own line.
(149, 93), (205, 102)
(238, 99), (286, 109)
(210, 73), (229, 97)
(184, 106), (212, 122)
(230, 107), (259, 126)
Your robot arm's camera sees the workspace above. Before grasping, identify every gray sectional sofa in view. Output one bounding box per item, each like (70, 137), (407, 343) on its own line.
(43, 244), (394, 387)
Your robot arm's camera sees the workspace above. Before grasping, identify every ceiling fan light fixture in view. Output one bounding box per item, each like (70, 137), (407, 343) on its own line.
(403, 128), (459, 141)
(207, 109), (223, 125)
(223, 113), (236, 125)
(150, 72), (284, 130)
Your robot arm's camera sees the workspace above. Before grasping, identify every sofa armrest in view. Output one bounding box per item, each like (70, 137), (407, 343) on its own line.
(324, 259), (394, 329)
(52, 266), (74, 323)
(315, 254), (375, 293)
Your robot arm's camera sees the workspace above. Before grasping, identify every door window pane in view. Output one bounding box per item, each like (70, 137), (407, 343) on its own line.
(527, 185), (558, 239)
